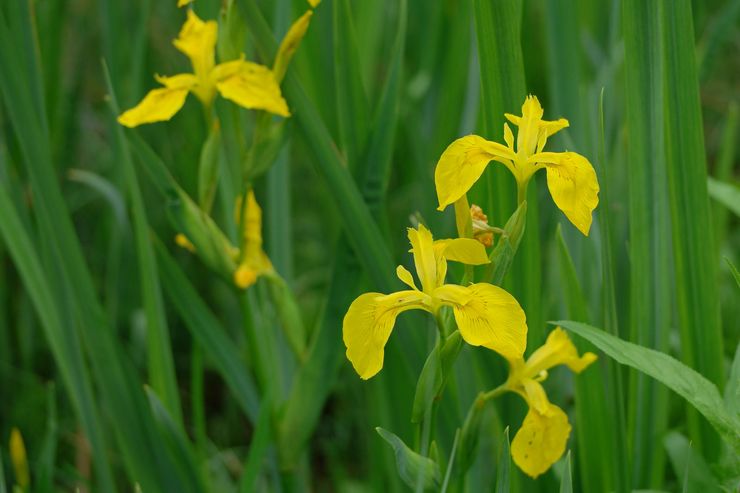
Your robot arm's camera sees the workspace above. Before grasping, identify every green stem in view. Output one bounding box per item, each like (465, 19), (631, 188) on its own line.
(190, 342), (209, 484)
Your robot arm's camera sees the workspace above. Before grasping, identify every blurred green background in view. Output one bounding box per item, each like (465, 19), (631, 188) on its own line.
(0, 0), (738, 491)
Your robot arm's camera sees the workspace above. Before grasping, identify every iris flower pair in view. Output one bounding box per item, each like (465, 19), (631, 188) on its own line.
(435, 95), (600, 235)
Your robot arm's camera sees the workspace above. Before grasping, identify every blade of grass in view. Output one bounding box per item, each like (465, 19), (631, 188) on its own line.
(155, 239), (260, 423)
(554, 224), (618, 493)
(622, 0), (674, 485)
(661, 0), (725, 458)
(104, 62), (183, 425)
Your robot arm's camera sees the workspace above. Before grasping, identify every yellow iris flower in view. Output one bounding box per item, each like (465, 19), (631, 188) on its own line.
(435, 95), (600, 235)
(233, 190), (273, 289)
(118, 10), (289, 127)
(342, 224), (527, 380)
(503, 327), (596, 478)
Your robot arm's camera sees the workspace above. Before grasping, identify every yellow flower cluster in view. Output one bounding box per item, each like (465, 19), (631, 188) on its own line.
(342, 95), (599, 477)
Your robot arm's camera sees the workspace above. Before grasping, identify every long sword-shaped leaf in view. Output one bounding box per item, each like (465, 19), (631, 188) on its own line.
(557, 320), (740, 454)
(622, 0), (677, 484)
(661, 0), (725, 457)
(155, 240), (260, 423)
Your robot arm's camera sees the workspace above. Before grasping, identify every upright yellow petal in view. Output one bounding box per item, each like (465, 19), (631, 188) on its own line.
(525, 327), (597, 377)
(173, 10), (218, 80)
(516, 95), (544, 156)
(433, 283), (527, 360)
(511, 404), (571, 478)
(273, 10), (313, 83)
(343, 290), (427, 379)
(434, 135), (516, 210)
(536, 118), (569, 152)
(532, 151), (599, 235)
(408, 224), (438, 293)
(117, 85), (192, 127)
(214, 60), (290, 117)
(233, 191), (273, 289)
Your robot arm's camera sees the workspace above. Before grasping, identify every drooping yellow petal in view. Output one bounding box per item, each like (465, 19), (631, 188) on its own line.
(533, 151), (600, 235)
(396, 265), (419, 291)
(433, 238), (491, 265)
(433, 283), (527, 360)
(343, 290), (427, 379)
(525, 327), (598, 377)
(434, 135), (516, 211)
(117, 84), (192, 127)
(408, 224), (438, 293)
(521, 378), (551, 415)
(273, 10), (313, 83)
(213, 60), (290, 117)
(173, 10), (218, 80)
(511, 404), (571, 478)
(9, 428), (29, 489)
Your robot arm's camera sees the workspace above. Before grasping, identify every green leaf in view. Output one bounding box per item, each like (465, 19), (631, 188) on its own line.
(557, 320), (740, 454)
(198, 122), (222, 213)
(155, 240), (260, 423)
(495, 427), (511, 493)
(559, 451), (573, 493)
(483, 201), (527, 285)
(411, 331), (462, 424)
(707, 177), (740, 217)
(376, 427), (441, 490)
(240, 391), (274, 493)
(664, 432), (721, 493)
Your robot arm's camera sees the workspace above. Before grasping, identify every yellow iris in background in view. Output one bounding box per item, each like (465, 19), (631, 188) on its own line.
(233, 190), (273, 289)
(503, 327), (596, 478)
(118, 10), (289, 127)
(342, 224), (527, 380)
(435, 95), (600, 235)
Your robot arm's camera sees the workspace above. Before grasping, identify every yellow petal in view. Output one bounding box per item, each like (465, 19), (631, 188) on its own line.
(516, 95), (545, 156)
(535, 151), (600, 235)
(396, 265), (418, 291)
(408, 224), (438, 293)
(308, 0), (321, 6)
(521, 379), (551, 415)
(536, 118), (569, 152)
(503, 122), (515, 149)
(511, 404), (571, 478)
(434, 135), (516, 210)
(155, 73), (199, 89)
(433, 283), (527, 360)
(342, 290), (427, 379)
(233, 191), (273, 289)
(117, 85), (191, 127)
(173, 10), (218, 80)
(433, 238), (490, 265)
(214, 60), (290, 117)
(273, 10), (313, 83)
(175, 233), (196, 252)
(177, 0), (192, 7)
(525, 326), (598, 377)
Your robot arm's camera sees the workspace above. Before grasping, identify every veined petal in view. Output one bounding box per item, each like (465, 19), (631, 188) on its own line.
(511, 404), (571, 478)
(433, 283), (527, 360)
(516, 95), (545, 156)
(214, 60), (290, 117)
(525, 327), (597, 377)
(408, 224), (438, 293)
(173, 10), (218, 79)
(433, 238), (490, 265)
(434, 135), (516, 211)
(273, 10), (313, 83)
(396, 265), (419, 291)
(117, 85), (191, 127)
(533, 151), (599, 235)
(343, 290), (427, 379)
